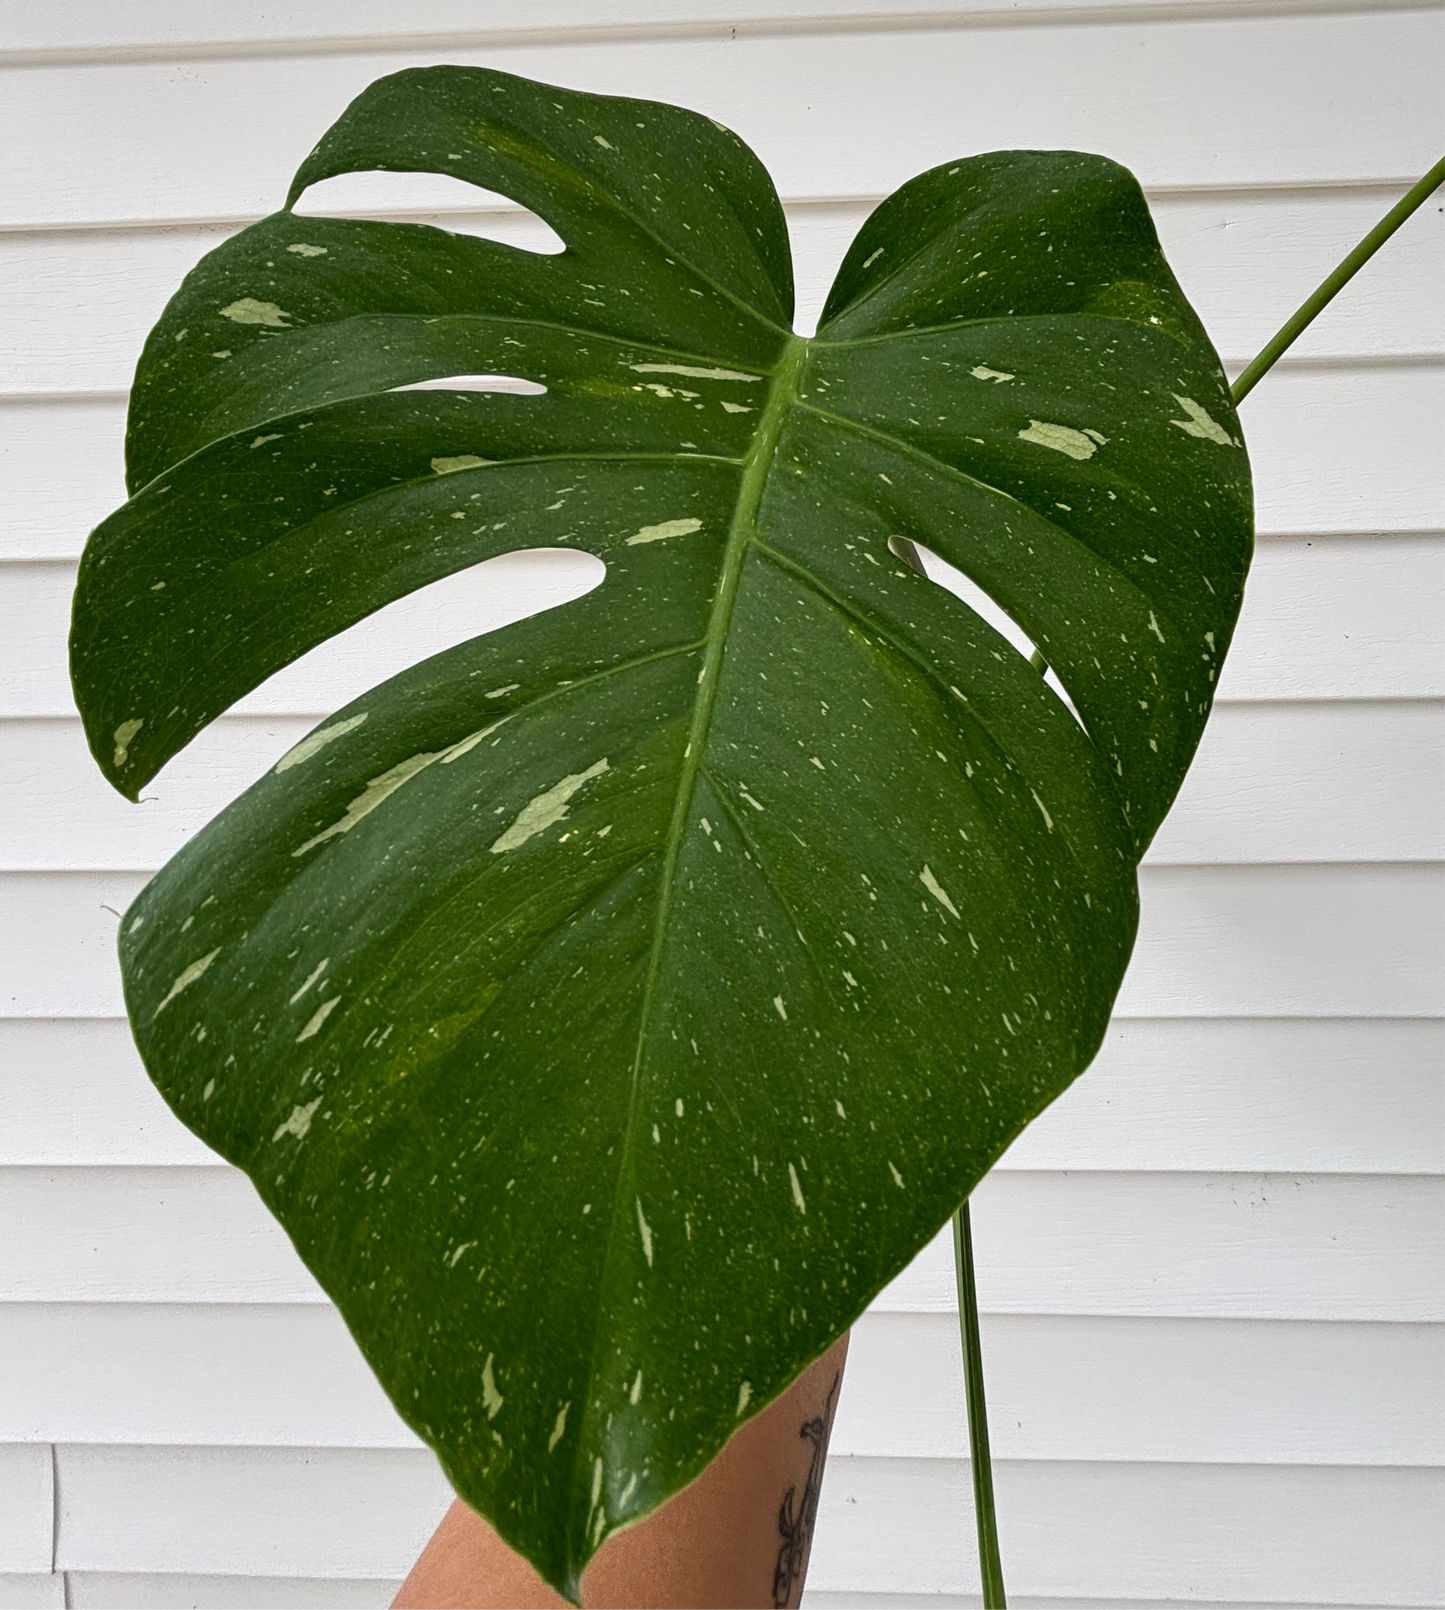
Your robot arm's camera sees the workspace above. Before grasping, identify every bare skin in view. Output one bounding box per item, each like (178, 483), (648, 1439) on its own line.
(393, 1334), (849, 1609)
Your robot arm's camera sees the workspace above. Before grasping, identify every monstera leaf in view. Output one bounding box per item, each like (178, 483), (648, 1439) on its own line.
(70, 66), (1251, 1596)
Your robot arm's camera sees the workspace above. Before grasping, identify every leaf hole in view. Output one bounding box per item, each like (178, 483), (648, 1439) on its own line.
(232, 549), (605, 721)
(291, 170), (566, 255)
(390, 375), (547, 396)
(893, 537), (1085, 731)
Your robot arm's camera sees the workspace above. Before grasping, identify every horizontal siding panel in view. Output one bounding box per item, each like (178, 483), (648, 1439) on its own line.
(836, 1312), (1445, 1465)
(5, 1166), (1439, 1318)
(0, 1445), (52, 1574)
(50, 1443), (1445, 1601)
(1117, 862), (1444, 1018)
(1149, 701), (1443, 864)
(932, 529), (1445, 708)
(4, 366), (1442, 566)
(1, 0), (1370, 60)
(883, 1171), (1444, 1319)
(3, 14), (1441, 230)
(1237, 366), (1445, 538)
(5, 534), (1443, 723)
(67, 1577), (391, 1610)
(4, 1016), (1440, 1174)
(0, 1019), (220, 1168)
(2, 1304), (412, 1449)
(9, 702), (1439, 871)
(0, 399), (122, 563)
(0, 1166), (324, 1305)
(5, 863), (1439, 1020)
(0, 870), (144, 1018)
(0, 1578), (64, 1610)
(810, 1456), (1445, 1602)
(54, 1445), (452, 1578)
(6, 1303), (1440, 1467)
(1164, 184), (1445, 363)
(7, 190), (1440, 401)
(999, 1017), (1445, 1173)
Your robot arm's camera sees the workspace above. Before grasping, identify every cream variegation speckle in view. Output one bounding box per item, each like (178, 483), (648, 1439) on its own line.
(296, 996), (341, 1042)
(292, 732), (493, 856)
(920, 866), (960, 919)
(482, 1354), (504, 1418)
(1018, 420), (1098, 460)
(275, 712), (367, 774)
(288, 959), (328, 1004)
(152, 948), (221, 1018)
(628, 363), (759, 381)
(627, 517), (702, 546)
(273, 1097), (322, 1142)
(491, 760), (608, 854)
(1170, 395), (1236, 446)
(219, 298), (291, 327)
(112, 718), (144, 768)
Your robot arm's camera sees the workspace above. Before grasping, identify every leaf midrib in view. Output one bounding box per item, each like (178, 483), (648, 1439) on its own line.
(565, 331), (807, 1566)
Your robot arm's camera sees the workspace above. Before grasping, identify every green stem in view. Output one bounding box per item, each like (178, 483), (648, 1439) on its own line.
(953, 1202), (1006, 1607)
(953, 648), (1048, 1605)
(1231, 156), (1445, 404)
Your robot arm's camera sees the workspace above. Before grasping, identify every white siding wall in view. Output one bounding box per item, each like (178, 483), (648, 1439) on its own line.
(2, 3), (1441, 1605)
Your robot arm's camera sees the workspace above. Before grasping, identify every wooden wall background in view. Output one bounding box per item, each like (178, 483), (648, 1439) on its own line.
(0, 2), (1440, 1605)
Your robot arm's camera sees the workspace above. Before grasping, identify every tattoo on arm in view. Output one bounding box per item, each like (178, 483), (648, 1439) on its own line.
(772, 1371), (842, 1609)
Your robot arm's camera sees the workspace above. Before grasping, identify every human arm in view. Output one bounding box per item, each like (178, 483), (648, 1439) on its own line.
(393, 1333), (848, 1609)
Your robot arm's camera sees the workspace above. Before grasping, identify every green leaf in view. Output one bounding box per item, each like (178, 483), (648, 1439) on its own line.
(70, 66), (1251, 1597)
